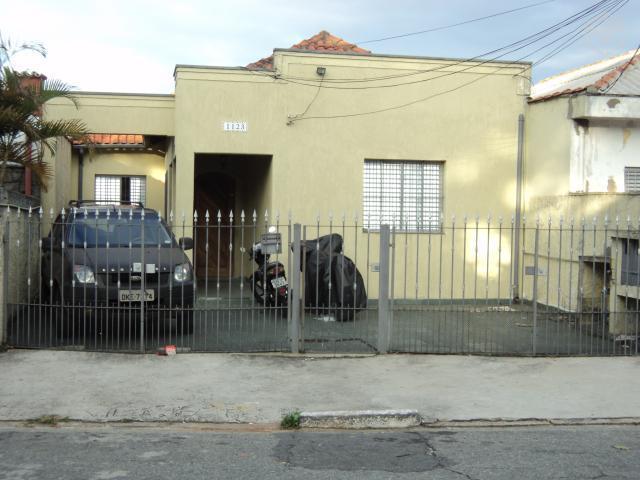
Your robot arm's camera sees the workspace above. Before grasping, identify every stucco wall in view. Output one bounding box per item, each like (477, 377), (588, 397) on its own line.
(570, 119), (640, 193)
(78, 151), (166, 212)
(524, 97), (573, 209)
(41, 136), (72, 218)
(44, 93), (175, 136)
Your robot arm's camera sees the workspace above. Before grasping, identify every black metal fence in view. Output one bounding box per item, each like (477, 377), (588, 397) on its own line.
(2, 206), (639, 356)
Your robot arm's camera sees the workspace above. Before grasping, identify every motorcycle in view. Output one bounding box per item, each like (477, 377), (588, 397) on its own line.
(247, 234), (288, 308)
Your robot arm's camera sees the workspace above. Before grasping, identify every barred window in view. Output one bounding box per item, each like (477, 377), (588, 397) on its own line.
(624, 167), (640, 193)
(95, 175), (146, 205)
(363, 160), (442, 232)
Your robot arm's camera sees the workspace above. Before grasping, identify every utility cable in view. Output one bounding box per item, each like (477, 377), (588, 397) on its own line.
(356, 0), (556, 44)
(602, 42), (640, 92)
(290, 0), (627, 122)
(283, 0), (624, 92)
(273, 0), (616, 87)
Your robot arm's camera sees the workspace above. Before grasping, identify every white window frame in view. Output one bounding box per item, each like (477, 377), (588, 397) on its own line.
(363, 160), (443, 232)
(95, 175), (147, 206)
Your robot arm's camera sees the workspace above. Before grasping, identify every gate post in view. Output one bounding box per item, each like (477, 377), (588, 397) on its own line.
(378, 224), (391, 353)
(532, 219), (540, 355)
(290, 223), (301, 353)
(0, 212), (9, 346)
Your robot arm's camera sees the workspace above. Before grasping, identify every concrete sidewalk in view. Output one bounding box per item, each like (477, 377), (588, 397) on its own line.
(1, 350), (639, 424)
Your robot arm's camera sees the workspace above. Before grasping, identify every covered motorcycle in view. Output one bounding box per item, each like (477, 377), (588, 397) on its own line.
(299, 234), (367, 321)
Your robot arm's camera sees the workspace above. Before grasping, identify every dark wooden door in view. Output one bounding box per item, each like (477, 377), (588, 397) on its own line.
(194, 173), (235, 278)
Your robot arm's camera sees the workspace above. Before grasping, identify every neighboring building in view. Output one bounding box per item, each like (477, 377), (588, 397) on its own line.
(523, 49), (640, 335)
(42, 31), (529, 297)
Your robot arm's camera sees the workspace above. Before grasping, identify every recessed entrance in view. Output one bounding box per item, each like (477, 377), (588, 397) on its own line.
(193, 153), (272, 279)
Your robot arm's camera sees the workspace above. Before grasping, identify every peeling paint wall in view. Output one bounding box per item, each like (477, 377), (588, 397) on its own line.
(570, 119), (640, 193)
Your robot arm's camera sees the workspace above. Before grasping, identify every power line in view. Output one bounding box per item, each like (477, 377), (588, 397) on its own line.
(283, 0), (623, 92)
(275, 0), (615, 87)
(291, 0), (627, 122)
(356, 0), (557, 44)
(602, 42), (640, 92)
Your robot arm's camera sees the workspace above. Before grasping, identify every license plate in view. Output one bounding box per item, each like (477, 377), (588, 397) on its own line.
(271, 277), (288, 289)
(119, 289), (155, 302)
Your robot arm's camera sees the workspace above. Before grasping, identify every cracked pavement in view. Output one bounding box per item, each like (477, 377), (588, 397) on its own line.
(1, 424), (639, 479)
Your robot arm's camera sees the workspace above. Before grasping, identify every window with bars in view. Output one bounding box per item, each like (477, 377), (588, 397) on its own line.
(363, 160), (442, 232)
(624, 167), (640, 193)
(95, 175), (146, 205)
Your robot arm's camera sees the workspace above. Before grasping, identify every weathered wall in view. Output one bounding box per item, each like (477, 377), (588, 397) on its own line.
(570, 119), (640, 193)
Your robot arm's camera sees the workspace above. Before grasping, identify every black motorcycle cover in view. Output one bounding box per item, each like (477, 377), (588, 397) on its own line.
(300, 234), (367, 321)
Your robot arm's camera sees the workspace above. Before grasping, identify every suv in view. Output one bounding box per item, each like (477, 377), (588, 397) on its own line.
(41, 201), (195, 333)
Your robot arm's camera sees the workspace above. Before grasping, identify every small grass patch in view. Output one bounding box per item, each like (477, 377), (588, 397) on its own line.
(280, 411), (301, 430)
(27, 415), (70, 426)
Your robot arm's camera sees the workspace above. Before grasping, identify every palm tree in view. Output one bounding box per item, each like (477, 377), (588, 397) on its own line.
(0, 34), (89, 191)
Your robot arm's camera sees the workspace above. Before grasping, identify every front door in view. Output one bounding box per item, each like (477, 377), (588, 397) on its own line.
(194, 173), (235, 278)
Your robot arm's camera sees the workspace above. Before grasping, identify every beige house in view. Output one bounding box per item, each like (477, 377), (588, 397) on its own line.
(523, 49), (640, 334)
(43, 31), (529, 295)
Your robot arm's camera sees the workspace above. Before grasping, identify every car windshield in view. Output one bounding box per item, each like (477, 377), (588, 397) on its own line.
(68, 216), (174, 247)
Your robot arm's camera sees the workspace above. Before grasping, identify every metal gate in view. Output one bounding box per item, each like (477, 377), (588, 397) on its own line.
(2, 206), (638, 356)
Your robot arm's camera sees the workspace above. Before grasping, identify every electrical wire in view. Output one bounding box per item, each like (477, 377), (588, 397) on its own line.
(282, 0), (624, 92)
(356, 0), (556, 44)
(271, 0), (616, 86)
(290, 0), (627, 122)
(602, 42), (640, 92)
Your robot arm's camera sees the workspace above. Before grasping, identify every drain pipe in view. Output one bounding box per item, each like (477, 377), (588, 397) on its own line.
(513, 114), (525, 302)
(77, 147), (84, 200)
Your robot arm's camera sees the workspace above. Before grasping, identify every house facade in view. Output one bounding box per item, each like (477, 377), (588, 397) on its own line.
(42, 31), (529, 298)
(523, 49), (640, 334)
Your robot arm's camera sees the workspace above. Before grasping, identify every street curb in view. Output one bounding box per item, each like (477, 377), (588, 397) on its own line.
(422, 417), (640, 428)
(299, 410), (421, 429)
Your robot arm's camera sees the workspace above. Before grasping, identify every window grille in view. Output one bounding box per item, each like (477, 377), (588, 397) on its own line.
(95, 175), (146, 205)
(363, 160), (442, 232)
(624, 167), (640, 193)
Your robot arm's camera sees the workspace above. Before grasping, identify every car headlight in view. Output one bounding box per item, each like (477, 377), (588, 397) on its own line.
(174, 263), (192, 282)
(73, 265), (95, 284)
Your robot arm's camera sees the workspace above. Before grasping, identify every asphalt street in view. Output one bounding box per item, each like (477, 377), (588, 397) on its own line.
(1, 424), (639, 479)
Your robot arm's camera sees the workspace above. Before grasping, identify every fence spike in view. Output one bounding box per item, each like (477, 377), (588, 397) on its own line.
(117, 208), (122, 219)
(140, 208), (145, 219)
(217, 210), (222, 222)
(180, 211), (185, 222)
(229, 210), (234, 222)
(61, 207), (66, 219)
(316, 212), (320, 223)
(158, 211), (162, 221)
(264, 209), (269, 223)
(354, 211), (359, 223)
(169, 209), (173, 222)
(569, 216), (574, 227)
(193, 209), (198, 221)
(535, 215), (540, 227)
(49, 208), (54, 219)
(341, 211), (346, 223)
(328, 211), (334, 222)
(547, 215), (552, 226)
(252, 209), (257, 222)
(105, 208), (110, 218)
(241, 210), (245, 222)
(38, 206), (43, 218)
(205, 209), (210, 222)
(559, 215), (564, 226)
(129, 208), (133, 219)
(5, 205), (10, 215)
(28, 206), (32, 218)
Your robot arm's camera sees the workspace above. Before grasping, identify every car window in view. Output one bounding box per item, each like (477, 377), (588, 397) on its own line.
(68, 216), (174, 247)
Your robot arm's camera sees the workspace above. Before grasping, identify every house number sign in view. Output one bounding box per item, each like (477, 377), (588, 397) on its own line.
(223, 121), (248, 132)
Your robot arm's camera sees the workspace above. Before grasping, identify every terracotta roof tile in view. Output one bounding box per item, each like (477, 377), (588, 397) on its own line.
(247, 30), (371, 70)
(530, 49), (640, 102)
(72, 134), (144, 146)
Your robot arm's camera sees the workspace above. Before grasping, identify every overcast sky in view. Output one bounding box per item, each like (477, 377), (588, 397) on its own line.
(1, 0), (637, 93)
